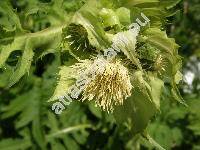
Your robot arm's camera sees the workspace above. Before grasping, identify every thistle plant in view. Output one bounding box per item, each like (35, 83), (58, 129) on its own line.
(48, 0), (184, 139)
(0, 0), (185, 149)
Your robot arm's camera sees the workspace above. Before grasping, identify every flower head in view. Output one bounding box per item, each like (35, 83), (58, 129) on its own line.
(70, 57), (132, 113)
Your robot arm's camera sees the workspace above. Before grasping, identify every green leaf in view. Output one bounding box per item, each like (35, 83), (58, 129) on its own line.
(0, 25), (63, 87)
(112, 29), (143, 71)
(148, 75), (164, 109)
(49, 66), (74, 101)
(0, 36), (25, 69)
(146, 123), (183, 149)
(32, 116), (46, 150)
(144, 133), (166, 150)
(88, 102), (102, 119)
(114, 71), (163, 134)
(0, 26), (15, 45)
(0, 1), (24, 32)
(99, 8), (121, 29)
(46, 124), (92, 139)
(160, 0), (182, 10)
(116, 7), (131, 26)
(0, 138), (31, 150)
(142, 28), (184, 103)
(2, 91), (31, 119)
(70, 4), (110, 50)
(15, 86), (41, 128)
(8, 39), (34, 87)
(118, 0), (159, 7)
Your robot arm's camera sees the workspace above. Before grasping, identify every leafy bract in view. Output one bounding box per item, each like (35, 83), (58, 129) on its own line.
(70, 7), (110, 50)
(142, 28), (184, 103)
(114, 71), (164, 134)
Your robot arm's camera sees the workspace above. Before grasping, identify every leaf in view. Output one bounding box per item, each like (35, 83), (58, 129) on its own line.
(160, 0), (182, 10)
(142, 28), (184, 103)
(62, 136), (80, 150)
(118, 0), (159, 7)
(146, 123), (183, 149)
(2, 91), (31, 119)
(0, 65), (12, 87)
(0, 138), (31, 150)
(148, 75), (164, 109)
(99, 8), (121, 29)
(144, 133), (166, 150)
(51, 141), (66, 150)
(46, 124), (91, 139)
(187, 98), (200, 136)
(0, 25), (63, 87)
(48, 66), (74, 101)
(0, 36), (25, 69)
(116, 7), (131, 26)
(119, 0), (181, 10)
(0, 1), (24, 32)
(8, 38), (34, 87)
(114, 71), (163, 134)
(71, 4), (110, 50)
(15, 86), (41, 128)
(32, 116), (46, 150)
(112, 29), (143, 70)
(0, 26), (15, 45)
(88, 102), (102, 119)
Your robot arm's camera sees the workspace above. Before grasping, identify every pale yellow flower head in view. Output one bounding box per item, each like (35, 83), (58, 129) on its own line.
(70, 57), (132, 113)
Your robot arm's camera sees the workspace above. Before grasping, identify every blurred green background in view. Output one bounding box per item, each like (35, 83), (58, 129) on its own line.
(0, 0), (199, 149)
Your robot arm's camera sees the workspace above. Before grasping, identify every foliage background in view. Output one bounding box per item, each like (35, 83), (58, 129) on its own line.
(0, 0), (199, 149)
